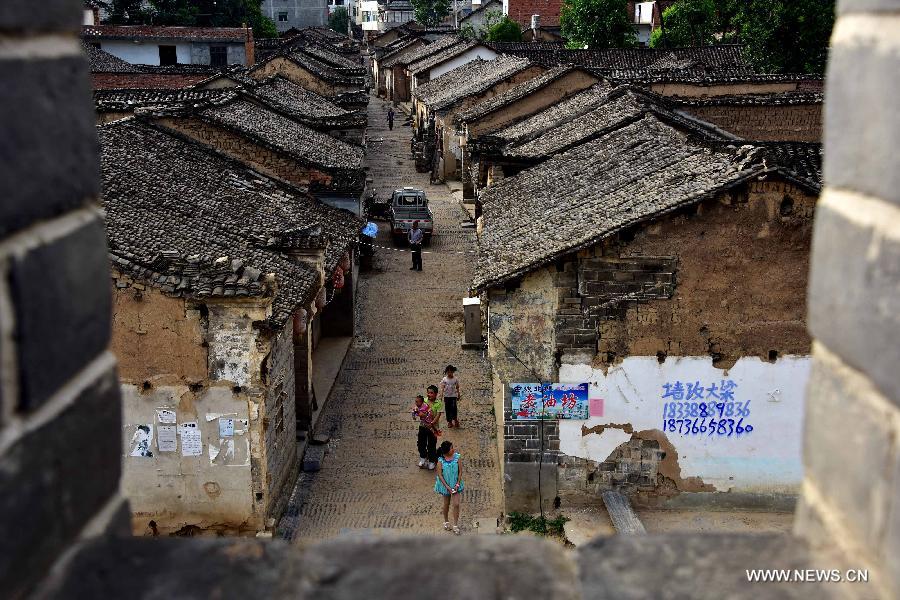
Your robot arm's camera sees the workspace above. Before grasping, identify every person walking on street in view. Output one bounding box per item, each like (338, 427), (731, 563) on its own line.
(441, 365), (461, 428)
(387, 106), (395, 130)
(434, 441), (464, 534)
(412, 395), (440, 469)
(408, 220), (423, 271)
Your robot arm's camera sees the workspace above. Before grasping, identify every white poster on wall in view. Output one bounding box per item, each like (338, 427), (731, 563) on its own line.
(157, 425), (177, 452)
(180, 422), (202, 457)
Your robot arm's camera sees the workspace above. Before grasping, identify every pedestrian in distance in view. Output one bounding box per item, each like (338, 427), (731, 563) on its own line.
(441, 365), (461, 428)
(412, 394), (439, 470)
(434, 441), (464, 535)
(408, 220), (423, 271)
(387, 106), (395, 130)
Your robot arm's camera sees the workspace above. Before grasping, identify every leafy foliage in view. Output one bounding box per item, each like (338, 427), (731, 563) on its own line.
(329, 7), (350, 34)
(732, 0), (834, 74)
(485, 16), (523, 42)
(507, 512), (570, 536)
(411, 0), (451, 27)
(649, 0), (716, 48)
(103, 1), (278, 38)
(460, 9), (505, 40)
(560, 0), (636, 49)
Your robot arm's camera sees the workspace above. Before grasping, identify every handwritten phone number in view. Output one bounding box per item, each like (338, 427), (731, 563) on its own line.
(663, 416), (753, 436)
(663, 400), (751, 419)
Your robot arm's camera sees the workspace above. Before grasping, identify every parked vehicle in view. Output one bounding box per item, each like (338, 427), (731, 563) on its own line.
(389, 187), (433, 245)
(365, 189), (390, 220)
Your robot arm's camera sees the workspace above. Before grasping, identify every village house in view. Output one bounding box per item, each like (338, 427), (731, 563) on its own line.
(466, 84), (729, 203)
(82, 24), (255, 67)
(255, 27), (361, 64)
(99, 118), (361, 535)
(84, 42), (223, 89)
(406, 39), (499, 96)
(412, 55), (545, 180)
(372, 36), (426, 97)
(460, 0), (503, 32)
(505, 0), (563, 30)
(261, 0), (329, 33)
(472, 114), (822, 513)
(143, 96), (367, 216)
(247, 48), (367, 99)
(377, 34), (465, 101)
(452, 66), (601, 198)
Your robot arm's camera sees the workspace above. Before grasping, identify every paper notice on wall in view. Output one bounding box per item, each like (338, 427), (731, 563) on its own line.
(589, 398), (604, 417)
(156, 409), (177, 424)
(180, 422), (202, 456)
(218, 417), (235, 438)
(129, 425), (154, 457)
(157, 425), (177, 452)
(209, 443), (220, 463)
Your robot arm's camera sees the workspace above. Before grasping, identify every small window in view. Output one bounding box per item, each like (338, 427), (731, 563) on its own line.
(158, 45), (177, 66)
(210, 46), (227, 67)
(278, 11), (288, 22)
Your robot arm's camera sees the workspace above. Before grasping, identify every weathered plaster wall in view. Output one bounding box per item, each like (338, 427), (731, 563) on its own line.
(592, 182), (816, 368)
(651, 80), (822, 97)
(111, 281), (206, 385)
(118, 294), (289, 534)
(558, 355), (810, 495)
(682, 104), (822, 142)
(156, 117), (330, 190)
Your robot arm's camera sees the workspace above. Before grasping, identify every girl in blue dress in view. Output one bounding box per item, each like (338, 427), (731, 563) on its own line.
(434, 441), (464, 535)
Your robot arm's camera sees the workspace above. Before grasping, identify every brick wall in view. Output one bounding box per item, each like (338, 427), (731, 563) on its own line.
(264, 321), (298, 523)
(507, 0), (563, 27)
(0, 1), (128, 595)
(794, 1), (900, 595)
(684, 104), (822, 142)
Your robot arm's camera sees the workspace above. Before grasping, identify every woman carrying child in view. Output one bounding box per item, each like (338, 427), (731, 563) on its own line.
(434, 440), (464, 535)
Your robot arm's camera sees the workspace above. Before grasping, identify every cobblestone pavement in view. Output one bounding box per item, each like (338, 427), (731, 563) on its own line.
(283, 97), (502, 544)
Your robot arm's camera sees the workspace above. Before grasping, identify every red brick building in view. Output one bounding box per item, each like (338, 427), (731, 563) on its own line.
(507, 0), (563, 28)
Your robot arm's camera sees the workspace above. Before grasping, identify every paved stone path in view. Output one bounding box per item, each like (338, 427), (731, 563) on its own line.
(283, 97), (502, 544)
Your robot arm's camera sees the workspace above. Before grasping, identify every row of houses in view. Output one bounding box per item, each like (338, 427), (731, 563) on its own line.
(393, 42), (825, 513)
(86, 28), (369, 535)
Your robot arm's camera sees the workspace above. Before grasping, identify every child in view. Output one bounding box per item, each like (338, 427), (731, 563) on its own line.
(440, 365), (461, 428)
(412, 395), (440, 469)
(434, 441), (464, 535)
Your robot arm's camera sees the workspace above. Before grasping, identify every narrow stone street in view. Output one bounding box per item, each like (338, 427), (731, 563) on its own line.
(283, 97), (502, 543)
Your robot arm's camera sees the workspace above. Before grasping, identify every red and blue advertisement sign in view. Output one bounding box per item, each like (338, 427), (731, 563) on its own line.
(511, 383), (589, 420)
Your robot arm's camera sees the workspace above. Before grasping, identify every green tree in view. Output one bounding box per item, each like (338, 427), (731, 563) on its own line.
(560, 0), (636, 49)
(732, 0), (834, 74)
(101, 0), (150, 24)
(485, 16), (523, 42)
(329, 7), (350, 34)
(144, 1), (277, 38)
(649, 0), (716, 48)
(411, 0), (451, 27)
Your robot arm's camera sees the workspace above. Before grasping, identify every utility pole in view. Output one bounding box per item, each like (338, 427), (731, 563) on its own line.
(454, 0), (458, 29)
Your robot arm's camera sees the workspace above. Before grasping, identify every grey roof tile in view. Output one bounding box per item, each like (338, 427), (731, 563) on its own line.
(413, 55), (536, 112)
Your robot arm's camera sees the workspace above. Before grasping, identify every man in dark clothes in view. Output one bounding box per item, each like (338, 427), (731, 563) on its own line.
(408, 220), (423, 271)
(387, 106), (395, 130)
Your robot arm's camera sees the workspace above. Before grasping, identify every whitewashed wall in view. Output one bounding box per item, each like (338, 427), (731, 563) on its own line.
(98, 40), (191, 65)
(559, 355), (811, 494)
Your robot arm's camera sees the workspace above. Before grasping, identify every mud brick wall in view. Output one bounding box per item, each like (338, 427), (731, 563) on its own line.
(553, 256), (676, 353)
(264, 322), (299, 522)
(0, 2), (128, 596)
(558, 437), (665, 496)
(157, 117), (331, 190)
(684, 104), (822, 142)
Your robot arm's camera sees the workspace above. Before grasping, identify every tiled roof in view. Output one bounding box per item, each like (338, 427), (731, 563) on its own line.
(407, 40), (482, 75)
(94, 88), (237, 112)
(393, 35), (464, 68)
(83, 24), (250, 42)
(670, 91), (824, 107)
(746, 142), (823, 190)
(497, 87), (732, 161)
(487, 43), (748, 71)
(602, 70), (819, 85)
(281, 51), (366, 87)
(248, 75), (353, 121)
(413, 55), (536, 111)
(379, 39), (426, 68)
(455, 66), (582, 124)
(82, 41), (141, 73)
(196, 99), (365, 183)
(299, 43), (363, 70)
(99, 119), (361, 327)
(473, 115), (818, 290)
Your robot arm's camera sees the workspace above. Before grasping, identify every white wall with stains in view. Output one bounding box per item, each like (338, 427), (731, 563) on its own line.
(558, 355), (811, 494)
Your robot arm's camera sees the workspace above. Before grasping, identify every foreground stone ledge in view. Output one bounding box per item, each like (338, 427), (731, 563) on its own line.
(37, 531), (877, 599)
